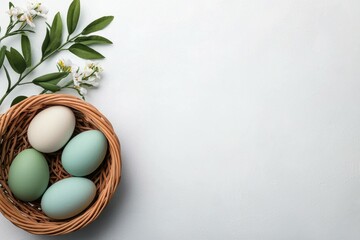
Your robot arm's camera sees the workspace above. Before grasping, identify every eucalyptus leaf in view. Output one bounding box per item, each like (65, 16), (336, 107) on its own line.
(11, 96), (27, 106)
(46, 13), (63, 54)
(5, 48), (26, 74)
(35, 82), (61, 92)
(33, 72), (69, 85)
(21, 35), (32, 66)
(67, 0), (80, 35)
(0, 46), (6, 69)
(75, 35), (112, 45)
(41, 28), (50, 57)
(82, 16), (114, 35)
(69, 43), (104, 59)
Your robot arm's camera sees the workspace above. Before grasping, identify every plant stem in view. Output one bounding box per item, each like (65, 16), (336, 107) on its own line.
(0, 20), (20, 42)
(0, 33), (81, 107)
(0, 75), (21, 106)
(18, 82), (33, 86)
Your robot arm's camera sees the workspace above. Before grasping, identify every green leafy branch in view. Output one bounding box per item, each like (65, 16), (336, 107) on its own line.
(0, 0), (114, 108)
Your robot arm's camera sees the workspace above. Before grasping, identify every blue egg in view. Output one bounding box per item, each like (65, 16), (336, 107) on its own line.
(61, 130), (108, 176)
(41, 177), (96, 220)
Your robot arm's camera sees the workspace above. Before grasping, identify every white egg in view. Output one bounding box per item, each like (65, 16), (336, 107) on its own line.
(27, 106), (76, 153)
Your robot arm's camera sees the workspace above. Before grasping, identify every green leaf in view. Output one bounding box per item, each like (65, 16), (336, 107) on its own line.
(33, 72), (69, 85)
(35, 82), (61, 92)
(69, 43), (104, 59)
(75, 35), (112, 45)
(46, 12), (63, 54)
(9, 2), (14, 9)
(11, 96), (27, 106)
(5, 48), (26, 74)
(82, 16), (114, 35)
(21, 35), (31, 66)
(41, 28), (50, 57)
(0, 46), (6, 69)
(67, 0), (80, 35)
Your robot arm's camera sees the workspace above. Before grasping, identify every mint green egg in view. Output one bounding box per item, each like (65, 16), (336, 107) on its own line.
(61, 130), (108, 176)
(41, 177), (96, 219)
(8, 149), (49, 201)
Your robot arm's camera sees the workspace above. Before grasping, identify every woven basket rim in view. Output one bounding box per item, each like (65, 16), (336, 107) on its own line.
(0, 94), (121, 235)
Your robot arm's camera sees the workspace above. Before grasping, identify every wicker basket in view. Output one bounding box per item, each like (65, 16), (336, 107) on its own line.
(0, 94), (121, 235)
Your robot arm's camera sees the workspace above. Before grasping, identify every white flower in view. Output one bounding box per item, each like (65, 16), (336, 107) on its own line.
(81, 61), (102, 86)
(86, 61), (103, 73)
(73, 85), (87, 96)
(7, 7), (24, 21)
(64, 59), (73, 66)
(57, 59), (73, 72)
(83, 67), (93, 77)
(27, 1), (48, 18)
(19, 11), (35, 27)
(86, 78), (100, 87)
(94, 72), (101, 79)
(56, 59), (103, 97)
(72, 68), (82, 87)
(79, 87), (87, 95)
(35, 6), (48, 18)
(7, 1), (48, 28)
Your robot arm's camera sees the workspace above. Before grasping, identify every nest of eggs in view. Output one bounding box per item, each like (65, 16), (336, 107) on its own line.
(0, 94), (121, 235)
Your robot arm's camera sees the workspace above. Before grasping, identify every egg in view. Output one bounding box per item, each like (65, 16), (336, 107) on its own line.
(62, 130), (108, 176)
(8, 149), (50, 201)
(41, 177), (96, 220)
(27, 106), (76, 153)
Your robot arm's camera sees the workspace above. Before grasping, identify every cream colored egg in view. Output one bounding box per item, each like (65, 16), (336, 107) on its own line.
(27, 106), (76, 153)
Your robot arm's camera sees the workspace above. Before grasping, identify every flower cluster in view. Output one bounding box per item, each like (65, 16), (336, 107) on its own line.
(0, 0), (113, 108)
(57, 59), (103, 96)
(7, 1), (48, 27)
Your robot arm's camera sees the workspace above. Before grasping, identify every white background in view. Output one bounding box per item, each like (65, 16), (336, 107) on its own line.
(1, 0), (360, 239)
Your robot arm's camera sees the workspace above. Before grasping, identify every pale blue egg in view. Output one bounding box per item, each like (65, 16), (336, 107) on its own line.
(41, 177), (96, 220)
(61, 130), (108, 176)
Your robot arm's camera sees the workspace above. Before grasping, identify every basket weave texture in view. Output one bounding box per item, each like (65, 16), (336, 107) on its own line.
(0, 94), (121, 235)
